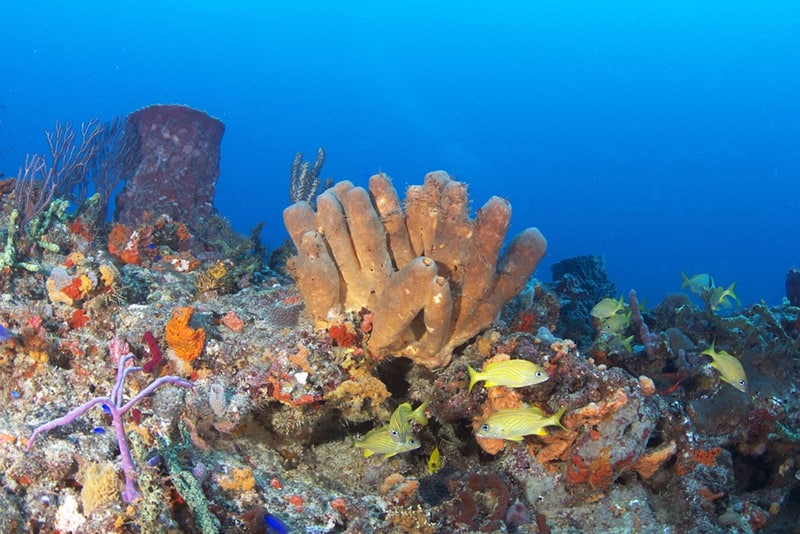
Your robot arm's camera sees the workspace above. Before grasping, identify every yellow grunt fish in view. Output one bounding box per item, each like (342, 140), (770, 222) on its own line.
(701, 342), (748, 392)
(591, 296), (626, 320)
(708, 283), (740, 311)
(467, 358), (548, 393)
(612, 333), (635, 353)
(599, 311), (631, 334)
(388, 401), (429, 442)
(353, 426), (421, 459)
(475, 405), (567, 441)
(682, 272), (715, 295)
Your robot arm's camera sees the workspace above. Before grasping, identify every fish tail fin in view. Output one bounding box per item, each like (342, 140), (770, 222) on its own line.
(551, 405), (568, 430)
(726, 282), (740, 305)
(621, 335), (634, 352)
(411, 400), (430, 425)
(681, 272), (690, 289)
(467, 364), (479, 393)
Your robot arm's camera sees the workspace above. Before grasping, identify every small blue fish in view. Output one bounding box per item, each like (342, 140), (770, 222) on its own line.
(0, 323), (10, 342)
(264, 513), (289, 534)
(145, 451), (163, 467)
(92, 427), (106, 434)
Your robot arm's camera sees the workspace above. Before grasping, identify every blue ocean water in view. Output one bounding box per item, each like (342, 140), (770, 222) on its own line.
(1, 2), (798, 306)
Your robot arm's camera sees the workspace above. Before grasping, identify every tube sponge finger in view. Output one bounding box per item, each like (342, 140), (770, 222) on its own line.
(405, 172), (447, 256)
(316, 190), (363, 300)
(339, 186), (393, 285)
(494, 227), (547, 300)
(290, 231), (342, 326)
(456, 227), (547, 338)
(368, 173), (415, 268)
(430, 179), (471, 279)
(368, 257), (438, 356)
(456, 196), (512, 313)
(420, 275), (454, 364)
(283, 201), (317, 249)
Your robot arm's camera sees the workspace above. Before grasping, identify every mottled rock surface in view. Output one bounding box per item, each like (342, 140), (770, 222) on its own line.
(115, 104), (224, 229)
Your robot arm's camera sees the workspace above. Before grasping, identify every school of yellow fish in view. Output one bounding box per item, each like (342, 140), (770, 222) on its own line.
(354, 271), (749, 460)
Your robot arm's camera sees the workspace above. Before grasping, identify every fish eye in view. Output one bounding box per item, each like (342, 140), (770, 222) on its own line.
(409, 438), (417, 446)
(739, 379), (746, 386)
(481, 424), (490, 432)
(535, 371), (543, 377)
(391, 429), (399, 437)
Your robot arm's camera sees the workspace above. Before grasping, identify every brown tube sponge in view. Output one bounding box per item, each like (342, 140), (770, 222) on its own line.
(282, 171), (547, 369)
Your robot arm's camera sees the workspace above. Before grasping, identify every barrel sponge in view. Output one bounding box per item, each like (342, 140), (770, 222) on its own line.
(283, 171), (547, 369)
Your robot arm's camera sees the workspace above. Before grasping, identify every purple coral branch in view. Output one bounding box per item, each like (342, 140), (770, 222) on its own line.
(119, 374), (192, 414)
(27, 348), (192, 503)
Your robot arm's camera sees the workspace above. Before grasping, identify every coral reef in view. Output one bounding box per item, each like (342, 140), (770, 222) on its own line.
(25, 340), (192, 503)
(283, 171), (547, 368)
(1, 122), (800, 532)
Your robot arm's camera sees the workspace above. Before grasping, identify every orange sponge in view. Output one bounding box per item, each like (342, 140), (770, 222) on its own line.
(165, 306), (205, 362)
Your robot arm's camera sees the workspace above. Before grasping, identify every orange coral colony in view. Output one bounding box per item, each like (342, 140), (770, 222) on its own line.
(107, 223), (141, 265)
(165, 306), (205, 362)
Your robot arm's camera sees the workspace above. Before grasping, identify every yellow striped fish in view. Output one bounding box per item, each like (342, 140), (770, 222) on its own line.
(353, 426), (421, 459)
(467, 358), (548, 393)
(475, 405), (567, 441)
(388, 401), (429, 442)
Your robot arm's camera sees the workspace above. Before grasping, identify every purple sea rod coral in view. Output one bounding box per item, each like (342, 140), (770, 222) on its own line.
(26, 339), (192, 502)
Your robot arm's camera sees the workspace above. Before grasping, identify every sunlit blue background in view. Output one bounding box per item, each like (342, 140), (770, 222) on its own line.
(2, 1), (798, 306)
